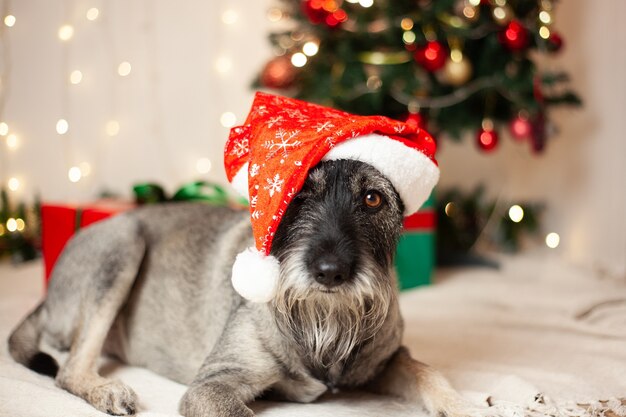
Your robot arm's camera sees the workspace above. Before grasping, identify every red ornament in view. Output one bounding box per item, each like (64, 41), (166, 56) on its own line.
(261, 56), (296, 89)
(547, 32), (564, 53)
(499, 20), (529, 51)
(509, 115), (532, 140)
(476, 125), (499, 152)
(302, 0), (347, 27)
(414, 41), (447, 72)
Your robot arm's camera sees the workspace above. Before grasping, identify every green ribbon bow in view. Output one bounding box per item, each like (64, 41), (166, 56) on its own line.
(133, 181), (245, 206)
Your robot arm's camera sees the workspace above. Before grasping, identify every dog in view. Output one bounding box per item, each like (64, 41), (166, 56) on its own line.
(9, 159), (485, 417)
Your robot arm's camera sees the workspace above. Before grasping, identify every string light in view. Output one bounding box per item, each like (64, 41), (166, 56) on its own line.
(539, 26), (551, 39)
(267, 8), (283, 22)
(105, 120), (120, 136)
(220, 112), (237, 128)
(6, 218), (17, 232)
(4, 15), (16, 28)
(0, 122), (8, 136)
(221, 9), (238, 25)
(6, 133), (18, 149)
(468, 0), (481, 5)
(68, 166), (82, 183)
(444, 202), (456, 217)
(86, 8), (99, 21)
(70, 70), (83, 84)
(539, 10), (552, 24)
(359, 0), (374, 7)
(196, 158), (212, 174)
(58, 24), (75, 41)
(56, 118), (69, 134)
(302, 41), (319, 56)
(545, 232), (560, 249)
(291, 52), (307, 67)
(8, 177), (19, 191)
(215, 56), (232, 74)
(0, 224), (4, 236)
(118, 61), (132, 76)
(508, 205), (524, 223)
(15, 218), (25, 231)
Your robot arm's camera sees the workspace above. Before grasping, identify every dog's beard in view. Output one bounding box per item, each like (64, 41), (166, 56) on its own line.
(271, 248), (395, 370)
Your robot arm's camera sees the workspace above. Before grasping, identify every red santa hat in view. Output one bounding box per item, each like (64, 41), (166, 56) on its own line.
(224, 92), (439, 303)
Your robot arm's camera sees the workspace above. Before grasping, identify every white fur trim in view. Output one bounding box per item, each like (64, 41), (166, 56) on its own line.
(230, 162), (249, 200)
(323, 133), (439, 215)
(231, 247), (279, 303)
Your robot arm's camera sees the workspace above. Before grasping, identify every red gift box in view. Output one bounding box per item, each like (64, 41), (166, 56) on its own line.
(41, 200), (135, 284)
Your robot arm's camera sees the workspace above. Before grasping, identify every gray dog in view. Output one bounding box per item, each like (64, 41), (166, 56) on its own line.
(9, 159), (484, 417)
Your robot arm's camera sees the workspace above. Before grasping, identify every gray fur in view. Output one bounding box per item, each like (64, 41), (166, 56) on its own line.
(8, 160), (487, 417)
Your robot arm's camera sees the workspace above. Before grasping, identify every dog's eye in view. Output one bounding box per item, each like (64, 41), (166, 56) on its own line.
(364, 191), (383, 209)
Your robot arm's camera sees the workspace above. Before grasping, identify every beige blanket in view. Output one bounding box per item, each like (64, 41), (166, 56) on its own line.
(1, 255), (625, 417)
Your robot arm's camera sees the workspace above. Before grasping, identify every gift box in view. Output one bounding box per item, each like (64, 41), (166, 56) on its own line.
(41, 200), (135, 284)
(395, 193), (436, 290)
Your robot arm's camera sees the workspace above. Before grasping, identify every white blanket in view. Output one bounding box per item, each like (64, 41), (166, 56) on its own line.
(1, 255), (625, 417)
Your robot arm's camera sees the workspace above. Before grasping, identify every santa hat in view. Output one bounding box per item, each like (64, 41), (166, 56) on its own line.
(224, 92), (439, 303)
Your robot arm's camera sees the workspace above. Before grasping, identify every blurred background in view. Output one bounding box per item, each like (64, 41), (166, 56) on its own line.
(0, 0), (624, 281)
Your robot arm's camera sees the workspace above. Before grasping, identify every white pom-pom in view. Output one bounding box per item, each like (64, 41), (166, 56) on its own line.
(231, 247), (280, 303)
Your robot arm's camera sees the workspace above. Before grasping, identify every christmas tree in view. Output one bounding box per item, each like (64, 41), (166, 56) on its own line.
(257, 0), (580, 153)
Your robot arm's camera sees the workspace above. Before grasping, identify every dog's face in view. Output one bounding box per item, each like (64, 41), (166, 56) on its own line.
(270, 159), (404, 367)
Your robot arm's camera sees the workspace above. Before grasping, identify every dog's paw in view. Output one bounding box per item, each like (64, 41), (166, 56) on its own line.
(86, 379), (138, 416)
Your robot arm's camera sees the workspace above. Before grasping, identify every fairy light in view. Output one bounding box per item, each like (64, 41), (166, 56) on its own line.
(468, 0), (481, 5)
(359, 0), (374, 7)
(545, 232), (560, 249)
(539, 26), (551, 39)
(68, 166), (82, 183)
(105, 120), (120, 136)
(0, 224), (4, 236)
(118, 61), (132, 77)
(86, 7), (99, 21)
(215, 56), (232, 74)
(267, 8), (283, 22)
(15, 218), (25, 232)
(6, 218), (17, 232)
(539, 10), (552, 24)
(6, 133), (18, 149)
(196, 158), (212, 174)
(70, 70), (83, 84)
(291, 52), (307, 67)
(221, 9), (238, 25)
(58, 24), (74, 41)
(401, 18), (414, 31)
(56, 118), (69, 135)
(402, 31), (416, 45)
(0, 122), (8, 136)
(302, 41), (319, 56)
(220, 112), (237, 128)
(4, 15), (16, 27)
(7, 177), (19, 191)
(508, 205), (524, 223)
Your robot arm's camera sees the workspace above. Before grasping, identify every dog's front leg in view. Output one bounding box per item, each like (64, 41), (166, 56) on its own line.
(369, 346), (488, 417)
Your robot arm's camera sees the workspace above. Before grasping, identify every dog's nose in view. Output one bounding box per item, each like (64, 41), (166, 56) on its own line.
(312, 255), (350, 288)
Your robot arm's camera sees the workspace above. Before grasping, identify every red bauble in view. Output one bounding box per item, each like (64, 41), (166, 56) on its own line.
(414, 41), (447, 72)
(499, 20), (529, 51)
(547, 32), (564, 53)
(302, 0), (347, 27)
(476, 126), (499, 152)
(261, 56), (296, 89)
(509, 115), (532, 140)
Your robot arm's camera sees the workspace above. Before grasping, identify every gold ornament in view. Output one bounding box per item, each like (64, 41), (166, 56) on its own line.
(492, 5), (513, 25)
(438, 51), (472, 86)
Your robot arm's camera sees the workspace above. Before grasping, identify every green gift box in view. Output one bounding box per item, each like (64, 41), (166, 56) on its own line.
(395, 193), (435, 290)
